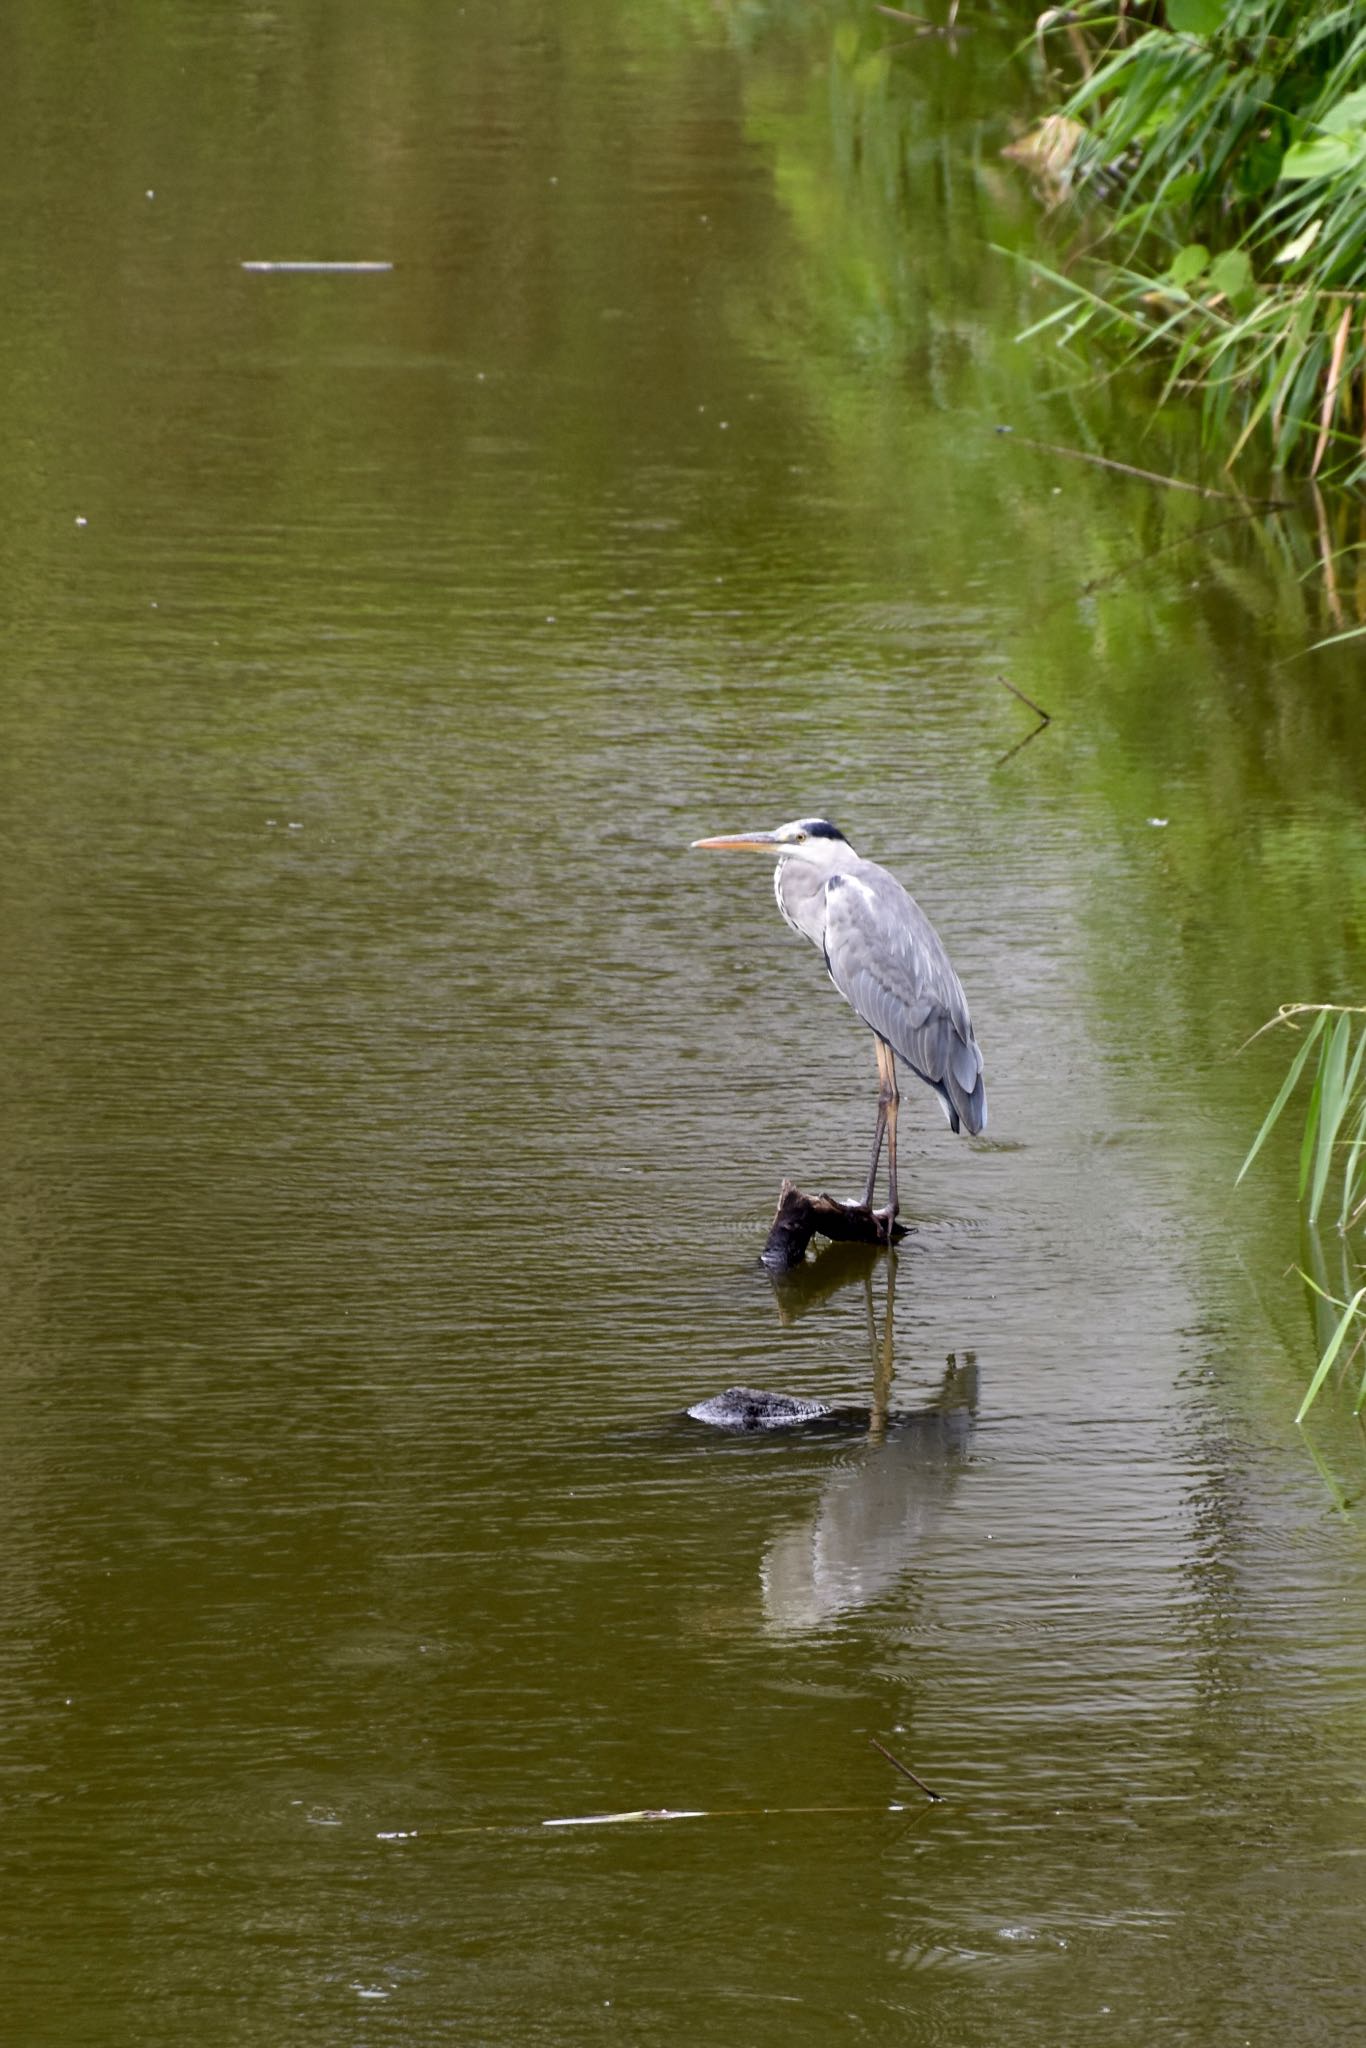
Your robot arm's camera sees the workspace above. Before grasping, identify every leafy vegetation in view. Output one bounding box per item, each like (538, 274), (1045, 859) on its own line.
(1240, 1006), (1366, 1418)
(1019, 1), (1366, 482)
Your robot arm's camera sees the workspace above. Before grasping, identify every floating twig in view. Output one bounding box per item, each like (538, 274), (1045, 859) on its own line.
(998, 674), (1052, 725)
(993, 425), (1288, 508)
(994, 724), (1049, 768)
(241, 260), (394, 273)
(375, 1800), (928, 1840)
(874, 1), (967, 38)
(869, 1736), (943, 1803)
(543, 1808), (704, 1828)
(993, 675), (1052, 768)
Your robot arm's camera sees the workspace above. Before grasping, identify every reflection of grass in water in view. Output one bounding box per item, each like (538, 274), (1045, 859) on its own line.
(1240, 1004), (1366, 1418)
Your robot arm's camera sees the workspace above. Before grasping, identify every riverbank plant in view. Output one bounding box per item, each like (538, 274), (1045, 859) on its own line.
(1240, 1005), (1366, 1418)
(1018, 1), (1366, 482)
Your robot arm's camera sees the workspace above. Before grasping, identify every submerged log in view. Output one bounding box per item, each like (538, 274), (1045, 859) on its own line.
(760, 1178), (906, 1272)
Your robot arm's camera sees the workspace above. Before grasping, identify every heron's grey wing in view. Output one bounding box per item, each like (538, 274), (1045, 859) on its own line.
(822, 864), (986, 1135)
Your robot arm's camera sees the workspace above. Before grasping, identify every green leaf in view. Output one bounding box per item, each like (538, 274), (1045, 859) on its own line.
(1300, 1065), (1323, 1202)
(1237, 135), (1286, 201)
(1275, 218), (1323, 265)
(1167, 0), (1224, 34)
(1237, 1010), (1327, 1183)
(1281, 134), (1360, 181)
(833, 21), (859, 64)
(1308, 620), (1366, 653)
(1308, 1012), (1352, 1225)
(1320, 88), (1366, 136)
(1168, 242), (1209, 287)
(854, 50), (889, 91)
(1206, 248), (1254, 307)
(1159, 170), (1202, 209)
(1335, 1036), (1366, 1232)
(1296, 1285), (1366, 1424)
(1342, 1097), (1366, 1235)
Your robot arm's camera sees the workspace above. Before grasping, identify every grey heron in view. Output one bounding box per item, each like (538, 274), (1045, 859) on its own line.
(692, 818), (985, 1226)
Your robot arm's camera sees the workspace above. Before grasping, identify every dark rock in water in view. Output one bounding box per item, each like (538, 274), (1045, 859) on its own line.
(687, 1387), (832, 1432)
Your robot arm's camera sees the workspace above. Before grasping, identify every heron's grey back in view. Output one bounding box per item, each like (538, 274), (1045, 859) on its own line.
(821, 861), (986, 1135)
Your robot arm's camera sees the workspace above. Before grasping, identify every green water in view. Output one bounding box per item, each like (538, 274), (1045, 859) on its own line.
(2, 4), (1365, 2043)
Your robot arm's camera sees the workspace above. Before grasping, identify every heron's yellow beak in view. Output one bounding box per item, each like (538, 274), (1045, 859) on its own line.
(691, 832), (780, 852)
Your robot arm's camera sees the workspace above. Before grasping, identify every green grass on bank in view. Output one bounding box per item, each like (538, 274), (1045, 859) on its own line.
(1017, 1), (1366, 484)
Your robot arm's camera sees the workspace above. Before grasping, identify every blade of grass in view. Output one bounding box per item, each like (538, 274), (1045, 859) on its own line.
(1308, 1010), (1353, 1224)
(1006, 6), (1366, 477)
(1342, 1097), (1366, 1232)
(1307, 619), (1366, 650)
(1311, 299), (1355, 476)
(1237, 1009), (1327, 1183)
(1300, 1061), (1324, 1203)
(1332, 1028), (1366, 1231)
(1296, 1284), (1366, 1423)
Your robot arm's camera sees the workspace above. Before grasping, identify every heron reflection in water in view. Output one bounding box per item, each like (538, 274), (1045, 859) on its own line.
(692, 819), (986, 1223)
(762, 1253), (977, 1633)
(686, 1251), (977, 1630)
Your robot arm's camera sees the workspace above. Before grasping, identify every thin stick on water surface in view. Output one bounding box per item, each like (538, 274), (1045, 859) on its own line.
(993, 425), (1288, 507)
(869, 1736), (943, 1803)
(375, 1799), (937, 1839)
(998, 675), (1052, 724)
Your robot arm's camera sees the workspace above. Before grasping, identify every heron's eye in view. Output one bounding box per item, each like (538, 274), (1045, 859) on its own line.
(793, 830), (808, 843)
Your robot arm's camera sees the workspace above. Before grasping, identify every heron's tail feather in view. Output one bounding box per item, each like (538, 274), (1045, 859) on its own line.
(949, 1037), (987, 1136)
(956, 1073), (987, 1137)
(932, 1066), (986, 1138)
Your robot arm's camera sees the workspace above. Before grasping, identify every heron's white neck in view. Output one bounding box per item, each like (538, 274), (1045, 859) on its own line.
(773, 837), (861, 945)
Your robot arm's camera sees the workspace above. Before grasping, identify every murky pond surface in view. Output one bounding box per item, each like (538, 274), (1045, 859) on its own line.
(3, 5), (1365, 2043)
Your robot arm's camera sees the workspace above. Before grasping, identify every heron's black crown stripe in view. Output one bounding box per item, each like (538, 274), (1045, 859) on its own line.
(804, 820), (846, 840)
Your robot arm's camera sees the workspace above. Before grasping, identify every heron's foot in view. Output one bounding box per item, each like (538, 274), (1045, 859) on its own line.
(874, 1204), (900, 1246)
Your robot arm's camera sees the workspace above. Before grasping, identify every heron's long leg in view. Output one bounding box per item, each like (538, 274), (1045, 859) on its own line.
(884, 1047), (901, 1222)
(861, 1098), (887, 1210)
(861, 1037), (898, 1212)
